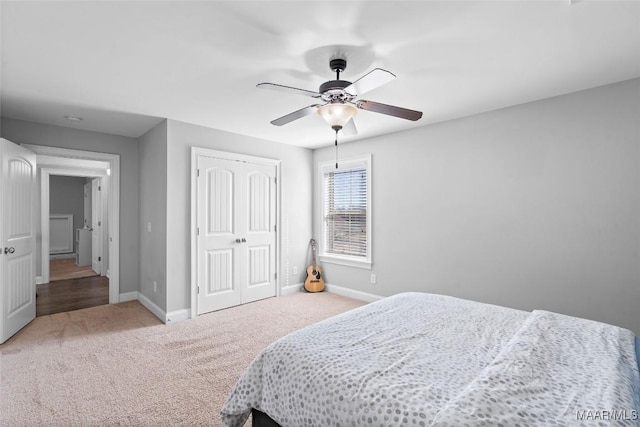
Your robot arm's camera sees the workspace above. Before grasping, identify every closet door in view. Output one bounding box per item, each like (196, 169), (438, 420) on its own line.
(242, 162), (276, 304)
(196, 154), (276, 315)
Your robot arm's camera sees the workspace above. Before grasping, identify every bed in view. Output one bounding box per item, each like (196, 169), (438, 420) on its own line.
(221, 293), (640, 426)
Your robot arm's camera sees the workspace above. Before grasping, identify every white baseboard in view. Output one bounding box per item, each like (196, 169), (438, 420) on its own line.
(280, 283), (303, 296)
(324, 283), (383, 303)
(280, 283), (382, 303)
(118, 291), (190, 325)
(166, 309), (190, 324)
(36, 276), (44, 285)
(119, 291), (138, 302)
(136, 292), (166, 323)
(120, 283), (368, 325)
(49, 253), (76, 260)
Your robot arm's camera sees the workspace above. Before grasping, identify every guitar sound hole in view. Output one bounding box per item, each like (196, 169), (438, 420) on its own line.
(315, 272), (321, 279)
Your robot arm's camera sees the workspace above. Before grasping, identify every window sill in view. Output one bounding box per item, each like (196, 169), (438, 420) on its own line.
(318, 255), (372, 270)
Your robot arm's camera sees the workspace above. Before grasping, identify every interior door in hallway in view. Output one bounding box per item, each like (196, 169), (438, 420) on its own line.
(91, 178), (102, 274)
(1, 139), (36, 344)
(196, 155), (276, 315)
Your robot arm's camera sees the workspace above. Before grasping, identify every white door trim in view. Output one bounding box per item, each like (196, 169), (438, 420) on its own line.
(21, 144), (120, 305)
(190, 147), (281, 319)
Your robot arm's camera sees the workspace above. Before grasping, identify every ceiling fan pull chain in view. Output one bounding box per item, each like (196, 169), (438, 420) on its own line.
(335, 129), (339, 169)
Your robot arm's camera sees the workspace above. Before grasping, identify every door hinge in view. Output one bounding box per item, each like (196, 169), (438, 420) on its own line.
(274, 272), (277, 280)
(197, 286), (200, 294)
(197, 169), (200, 177)
(274, 224), (277, 232)
(197, 227), (200, 236)
(98, 256), (101, 262)
(98, 221), (101, 226)
(98, 186), (101, 191)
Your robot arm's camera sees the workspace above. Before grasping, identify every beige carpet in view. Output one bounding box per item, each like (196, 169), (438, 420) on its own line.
(0, 292), (366, 426)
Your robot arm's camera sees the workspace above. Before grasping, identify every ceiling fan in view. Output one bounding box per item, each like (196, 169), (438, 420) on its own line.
(257, 58), (423, 136)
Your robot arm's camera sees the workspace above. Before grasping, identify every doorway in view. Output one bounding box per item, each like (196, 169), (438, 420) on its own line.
(36, 277), (109, 316)
(48, 175), (102, 282)
(37, 174), (108, 316)
(21, 144), (121, 306)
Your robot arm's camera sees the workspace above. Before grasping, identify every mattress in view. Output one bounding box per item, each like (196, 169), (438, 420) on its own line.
(221, 293), (640, 426)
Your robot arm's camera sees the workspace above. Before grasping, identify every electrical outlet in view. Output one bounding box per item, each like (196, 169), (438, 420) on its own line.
(153, 281), (157, 292)
(370, 274), (376, 284)
(292, 266), (298, 275)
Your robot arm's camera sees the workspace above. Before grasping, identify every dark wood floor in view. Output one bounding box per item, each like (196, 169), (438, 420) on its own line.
(36, 276), (109, 316)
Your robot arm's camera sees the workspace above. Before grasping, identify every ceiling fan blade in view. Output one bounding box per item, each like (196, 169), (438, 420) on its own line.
(356, 100), (423, 121)
(344, 68), (396, 96)
(342, 118), (358, 136)
(257, 82), (321, 98)
(270, 104), (321, 126)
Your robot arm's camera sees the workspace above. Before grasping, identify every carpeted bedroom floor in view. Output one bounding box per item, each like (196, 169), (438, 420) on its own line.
(0, 291), (366, 427)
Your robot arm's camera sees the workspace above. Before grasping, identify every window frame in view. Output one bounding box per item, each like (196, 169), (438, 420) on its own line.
(317, 154), (372, 270)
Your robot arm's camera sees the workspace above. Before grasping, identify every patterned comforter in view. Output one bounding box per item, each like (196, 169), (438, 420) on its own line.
(221, 293), (640, 426)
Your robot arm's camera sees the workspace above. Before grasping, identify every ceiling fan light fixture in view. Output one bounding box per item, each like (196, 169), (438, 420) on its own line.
(317, 103), (357, 130)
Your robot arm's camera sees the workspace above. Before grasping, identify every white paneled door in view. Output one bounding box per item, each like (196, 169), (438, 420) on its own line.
(0, 139), (36, 344)
(196, 155), (277, 315)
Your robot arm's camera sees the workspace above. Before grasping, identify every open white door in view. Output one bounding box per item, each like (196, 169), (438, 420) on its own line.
(91, 178), (102, 274)
(0, 139), (36, 344)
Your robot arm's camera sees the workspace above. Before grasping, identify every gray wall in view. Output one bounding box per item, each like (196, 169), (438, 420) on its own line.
(3, 78), (638, 333)
(139, 120), (168, 310)
(0, 117), (141, 293)
(165, 120), (313, 313)
(49, 175), (86, 244)
(314, 78), (640, 334)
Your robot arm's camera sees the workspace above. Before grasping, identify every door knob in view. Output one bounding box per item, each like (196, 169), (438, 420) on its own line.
(241, 238), (246, 243)
(4, 247), (15, 254)
(235, 238), (242, 243)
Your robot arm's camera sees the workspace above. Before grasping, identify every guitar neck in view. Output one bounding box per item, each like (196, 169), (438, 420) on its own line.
(311, 239), (317, 267)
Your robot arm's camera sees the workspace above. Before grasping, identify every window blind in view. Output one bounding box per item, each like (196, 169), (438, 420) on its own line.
(323, 165), (368, 257)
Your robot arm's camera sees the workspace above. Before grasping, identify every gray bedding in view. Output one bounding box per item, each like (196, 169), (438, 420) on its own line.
(221, 292), (640, 426)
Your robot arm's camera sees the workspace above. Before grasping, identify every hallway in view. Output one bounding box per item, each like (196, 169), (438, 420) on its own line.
(36, 276), (109, 316)
(38, 250), (107, 316)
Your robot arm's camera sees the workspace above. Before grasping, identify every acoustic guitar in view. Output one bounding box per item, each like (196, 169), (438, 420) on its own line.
(304, 239), (325, 292)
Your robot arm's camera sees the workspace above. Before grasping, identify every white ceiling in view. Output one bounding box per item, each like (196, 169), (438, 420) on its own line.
(1, 1), (638, 149)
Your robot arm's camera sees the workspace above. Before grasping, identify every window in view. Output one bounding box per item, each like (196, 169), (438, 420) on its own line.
(319, 155), (371, 269)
